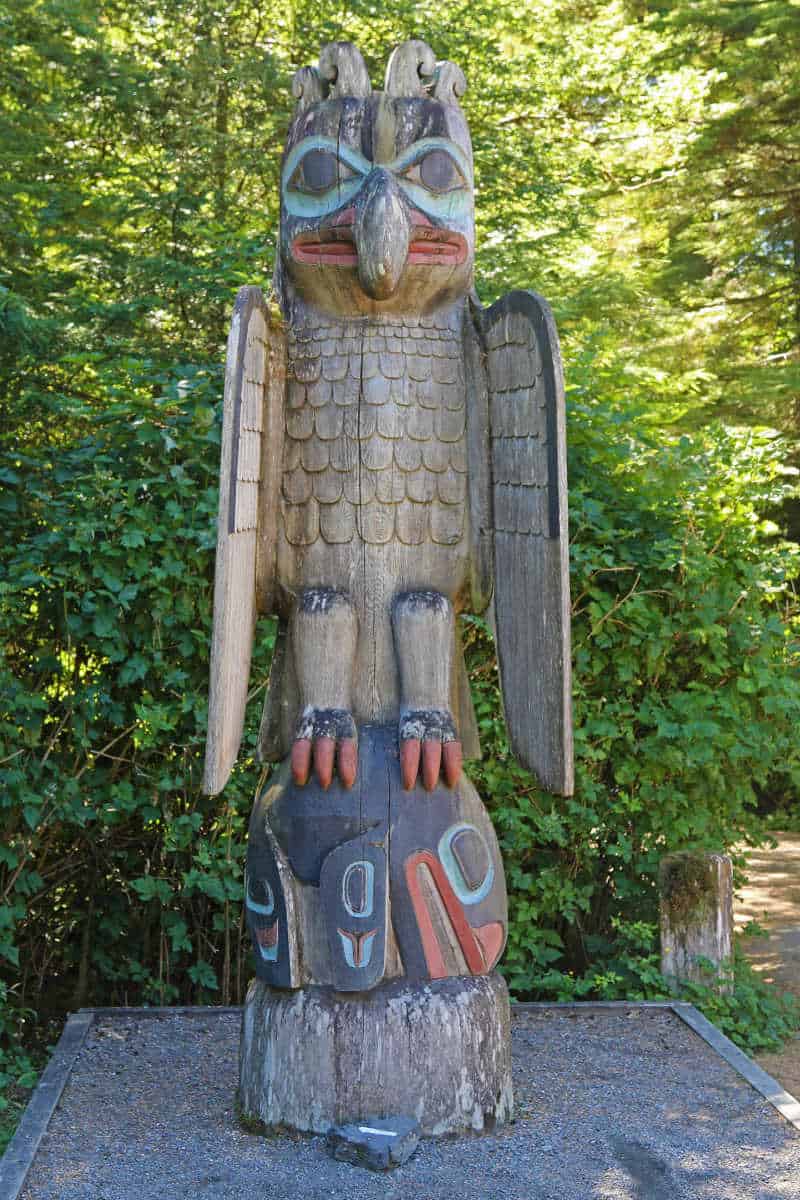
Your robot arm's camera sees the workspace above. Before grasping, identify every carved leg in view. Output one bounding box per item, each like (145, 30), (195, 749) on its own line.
(393, 590), (463, 791)
(290, 588), (358, 789)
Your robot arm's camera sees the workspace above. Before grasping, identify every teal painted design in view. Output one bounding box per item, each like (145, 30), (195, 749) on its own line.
(255, 923), (280, 962)
(245, 870), (275, 916)
(395, 178), (471, 223)
(387, 137), (471, 182)
(342, 859), (375, 918)
(282, 135), (471, 223)
(282, 136), (370, 219)
(438, 822), (495, 905)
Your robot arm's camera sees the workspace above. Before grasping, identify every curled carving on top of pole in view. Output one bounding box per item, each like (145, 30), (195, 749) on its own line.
(384, 39), (437, 97)
(291, 66), (325, 112)
(318, 42), (372, 98)
(432, 60), (467, 106)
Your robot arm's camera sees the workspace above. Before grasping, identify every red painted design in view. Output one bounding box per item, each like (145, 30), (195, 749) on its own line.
(473, 921), (505, 971)
(292, 235), (359, 267)
(404, 850), (486, 978)
(291, 216), (465, 271)
(407, 231), (467, 267)
(337, 927), (378, 968)
(331, 207), (357, 227)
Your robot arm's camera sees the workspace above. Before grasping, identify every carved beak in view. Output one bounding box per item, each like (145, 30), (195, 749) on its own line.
(354, 169), (410, 300)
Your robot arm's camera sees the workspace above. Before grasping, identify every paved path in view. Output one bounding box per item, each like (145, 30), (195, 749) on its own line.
(736, 833), (800, 1097)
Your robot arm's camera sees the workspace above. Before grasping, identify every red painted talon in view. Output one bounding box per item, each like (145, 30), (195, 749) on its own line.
(442, 740), (463, 787)
(338, 738), (357, 789)
(422, 739), (442, 792)
(400, 738), (421, 791)
(291, 738), (312, 786)
(314, 736), (335, 789)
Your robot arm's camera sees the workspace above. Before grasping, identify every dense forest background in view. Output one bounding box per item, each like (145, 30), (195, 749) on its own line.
(2, 0), (800, 1130)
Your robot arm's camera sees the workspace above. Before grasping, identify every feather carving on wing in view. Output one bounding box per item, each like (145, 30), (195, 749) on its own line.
(477, 290), (574, 796)
(204, 286), (285, 796)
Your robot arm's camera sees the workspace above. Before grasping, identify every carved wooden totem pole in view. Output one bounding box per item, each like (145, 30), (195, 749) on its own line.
(204, 40), (572, 1137)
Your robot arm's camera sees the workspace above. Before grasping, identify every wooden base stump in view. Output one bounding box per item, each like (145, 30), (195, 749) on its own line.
(239, 972), (514, 1136)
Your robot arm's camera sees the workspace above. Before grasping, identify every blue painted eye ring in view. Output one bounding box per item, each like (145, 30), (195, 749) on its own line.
(281, 135), (473, 222)
(282, 136), (371, 194)
(438, 822), (495, 905)
(388, 137), (472, 184)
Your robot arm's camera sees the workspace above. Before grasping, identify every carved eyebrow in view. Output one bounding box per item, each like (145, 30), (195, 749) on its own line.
(387, 137), (472, 183)
(281, 136), (371, 191)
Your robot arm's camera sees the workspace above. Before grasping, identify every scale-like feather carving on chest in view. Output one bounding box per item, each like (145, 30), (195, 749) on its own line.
(281, 314), (468, 547)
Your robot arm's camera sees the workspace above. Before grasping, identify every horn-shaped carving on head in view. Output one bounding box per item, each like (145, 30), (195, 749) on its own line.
(318, 42), (372, 99)
(432, 61), (467, 105)
(384, 39), (437, 97)
(291, 66), (326, 112)
(384, 41), (466, 106)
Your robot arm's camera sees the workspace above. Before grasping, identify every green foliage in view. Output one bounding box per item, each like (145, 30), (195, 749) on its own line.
(679, 955), (800, 1058)
(466, 407), (800, 999)
(508, 919), (800, 1058)
(0, 989), (40, 1154)
(0, 363), (276, 1013)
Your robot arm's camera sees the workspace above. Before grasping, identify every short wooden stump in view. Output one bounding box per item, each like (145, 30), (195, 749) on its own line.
(238, 972), (513, 1136)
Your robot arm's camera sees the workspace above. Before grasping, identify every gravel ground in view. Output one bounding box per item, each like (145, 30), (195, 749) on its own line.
(17, 1007), (800, 1200)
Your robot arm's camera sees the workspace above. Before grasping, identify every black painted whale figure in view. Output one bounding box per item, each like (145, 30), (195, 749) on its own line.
(203, 40), (573, 990)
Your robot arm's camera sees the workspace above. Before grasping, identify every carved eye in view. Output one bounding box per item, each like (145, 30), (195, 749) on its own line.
(290, 149), (353, 194)
(405, 149), (465, 194)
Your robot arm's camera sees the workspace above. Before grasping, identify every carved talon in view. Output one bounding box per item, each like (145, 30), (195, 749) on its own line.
(399, 708), (461, 791)
(422, 739), (442, 791)
(314, 736), (335, 789)
(292, 707), (357, 789)
(442, 739), (462, 788)
(291, 737), (312, 786)
(400, 738), (421, 791)
(338, 738), (358, 789)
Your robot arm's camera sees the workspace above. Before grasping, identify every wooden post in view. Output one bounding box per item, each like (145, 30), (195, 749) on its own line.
(659, 852), (733, 995)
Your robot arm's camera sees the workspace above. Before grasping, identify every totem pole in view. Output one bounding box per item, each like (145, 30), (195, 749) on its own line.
(204, 40), (572, 1137)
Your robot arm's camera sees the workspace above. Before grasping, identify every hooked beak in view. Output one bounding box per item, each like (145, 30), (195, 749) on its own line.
(354, 169), (410, 300)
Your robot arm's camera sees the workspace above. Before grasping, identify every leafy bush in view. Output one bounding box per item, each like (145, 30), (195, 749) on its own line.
(0, 360), (270, 1023)
(0, 987), (39, 1154)
(508, 917), (800, 1057)
(466, 399), (800, 1000)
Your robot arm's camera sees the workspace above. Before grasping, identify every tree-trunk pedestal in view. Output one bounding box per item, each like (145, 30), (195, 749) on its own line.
(239, 972), (514, 1137)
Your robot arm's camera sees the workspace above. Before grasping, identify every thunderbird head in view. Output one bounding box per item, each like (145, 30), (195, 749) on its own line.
(279, 42), (475, 318)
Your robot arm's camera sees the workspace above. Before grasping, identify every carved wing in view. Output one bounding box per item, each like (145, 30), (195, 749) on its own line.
(482, 290), (573, 796)
(203, 286), (285, 796)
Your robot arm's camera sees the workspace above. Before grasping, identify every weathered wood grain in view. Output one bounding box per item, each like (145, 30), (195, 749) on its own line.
(204, 287), (284, 796)
(480, 290), (574, 796)
(464, 293), (495, 614)
(660, 852), (733, 995)
(239, 972), (513, 1135)
(203, 37), (592, 1140)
